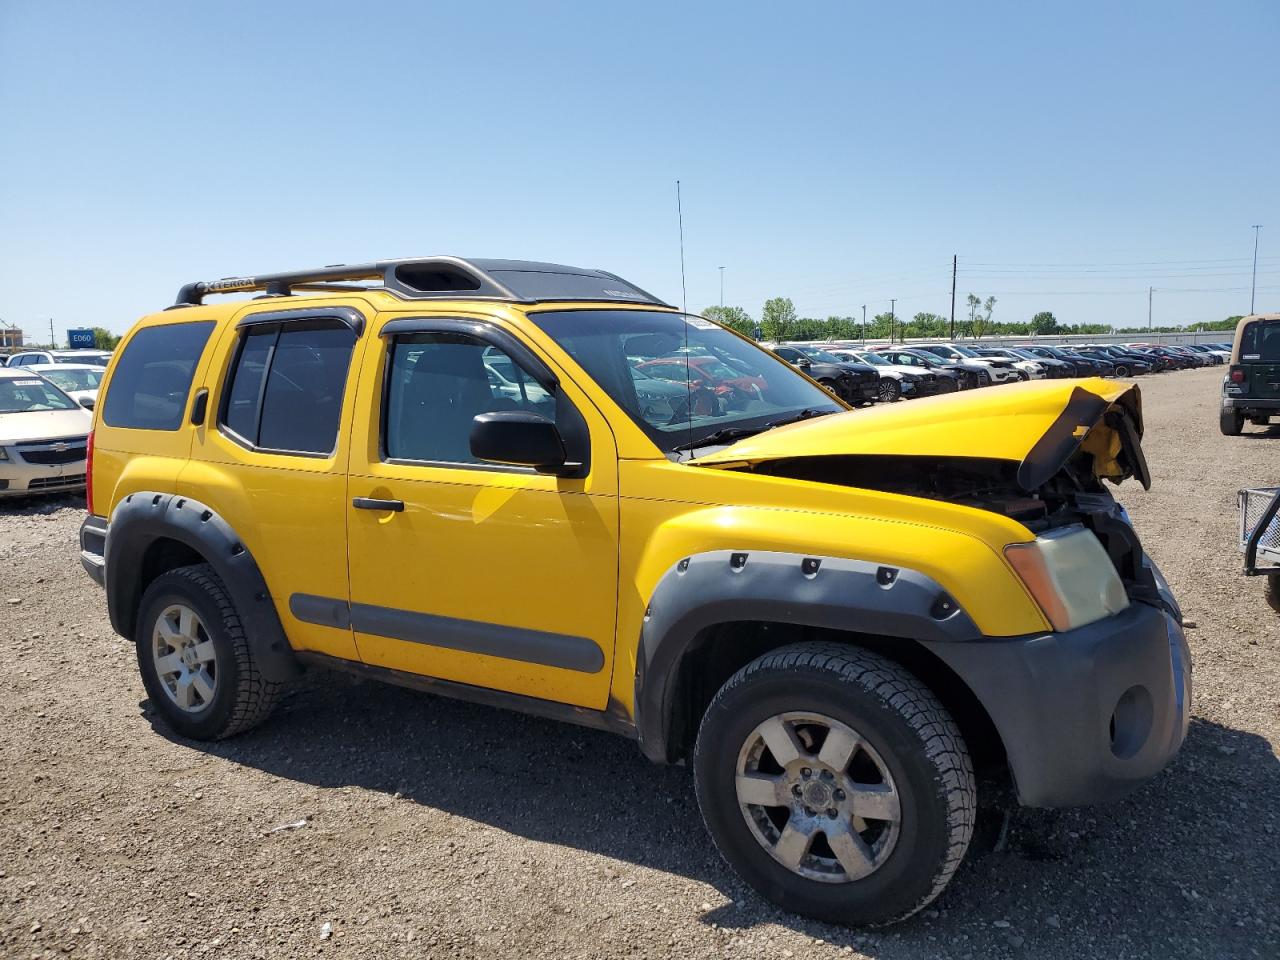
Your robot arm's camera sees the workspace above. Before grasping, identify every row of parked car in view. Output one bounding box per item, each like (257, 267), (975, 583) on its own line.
(761, 339), (1231, 403)
(0, 352), (109, 499)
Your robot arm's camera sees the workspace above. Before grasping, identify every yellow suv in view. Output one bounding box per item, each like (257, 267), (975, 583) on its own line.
(80, 257), (1191, 925)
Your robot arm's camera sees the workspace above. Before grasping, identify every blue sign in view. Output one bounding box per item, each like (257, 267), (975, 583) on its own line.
(67, 328), (95, 349)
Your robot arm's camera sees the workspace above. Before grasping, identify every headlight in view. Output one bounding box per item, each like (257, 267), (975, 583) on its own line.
(1004, 525), (1130, 631)
(0, 447), (8, 462)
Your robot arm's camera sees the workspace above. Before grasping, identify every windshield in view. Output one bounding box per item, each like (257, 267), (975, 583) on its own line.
(0, 377), (77, 413)
(855, 352), (889, 365)
(527, 309), (843, 453)
(949, 345), (982, 358)
(38, 368), (102, 392)
(800, 347), (845, 363)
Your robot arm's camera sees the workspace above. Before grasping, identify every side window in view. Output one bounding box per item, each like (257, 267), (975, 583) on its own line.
(101, 322), (215, 430)
(219, 320), (356, 455)
(383, 333), (555, 466)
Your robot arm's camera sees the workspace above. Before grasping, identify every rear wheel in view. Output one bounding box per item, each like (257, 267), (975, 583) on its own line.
(1220, 406), (1244, 436)
(694, 643), (975, 926)
(876, 378), (901, 403)
(135, 564), (283, 740)
(1114, 364), (1130, 378)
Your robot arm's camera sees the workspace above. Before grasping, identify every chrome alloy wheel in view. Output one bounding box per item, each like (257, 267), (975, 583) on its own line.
(151, 603), (217, 713)
(735, 712), (901, 883)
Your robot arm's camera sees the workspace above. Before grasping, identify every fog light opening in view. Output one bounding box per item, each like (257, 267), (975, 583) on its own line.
(1109, 685), (1154, 759)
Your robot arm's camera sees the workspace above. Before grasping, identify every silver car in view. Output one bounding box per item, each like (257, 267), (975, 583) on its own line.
(0, 368), (93, 498)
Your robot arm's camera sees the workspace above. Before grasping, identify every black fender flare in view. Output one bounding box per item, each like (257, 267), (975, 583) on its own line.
(633, 549), (981, 762)
(104, 491), (302, 682)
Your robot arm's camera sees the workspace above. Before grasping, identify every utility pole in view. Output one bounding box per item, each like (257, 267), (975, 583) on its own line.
(950, 254), (957, 340)
(861, 304), (866, 345)
(718, 266), (725, 308)
(1251, 225), (1263, 315)
(49, 318), (55, 349)
(1148, 287), (1154, 331)
(890, 298), (897, 345)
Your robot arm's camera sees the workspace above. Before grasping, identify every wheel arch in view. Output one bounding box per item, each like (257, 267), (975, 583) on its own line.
(634, 550), (1009, 777)
(104, 491), (302, 682)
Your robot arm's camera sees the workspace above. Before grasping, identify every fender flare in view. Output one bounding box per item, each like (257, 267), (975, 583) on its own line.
(104, 491), (302, 682)
(633, 549), (981, 762)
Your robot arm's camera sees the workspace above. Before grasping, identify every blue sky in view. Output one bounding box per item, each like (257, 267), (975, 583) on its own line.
(1, 1), (1277, 343)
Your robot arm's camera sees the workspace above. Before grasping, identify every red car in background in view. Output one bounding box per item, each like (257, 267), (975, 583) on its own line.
(636, 355), (769, 414)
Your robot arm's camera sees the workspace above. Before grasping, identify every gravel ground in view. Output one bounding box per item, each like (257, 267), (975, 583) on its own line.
(1, 366), (1276, 960)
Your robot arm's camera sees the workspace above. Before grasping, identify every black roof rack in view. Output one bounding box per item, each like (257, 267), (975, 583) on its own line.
(173, 256), (671, 309)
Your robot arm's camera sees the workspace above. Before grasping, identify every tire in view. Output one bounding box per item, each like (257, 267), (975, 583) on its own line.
(1219, 406), (1244, 436)
(135, 563), (283, 740)
(937, 378), (958, 394)
(876, 378), (901, 403)
(693, 642), (975, 926)
(1114, 364), (1130, 378)
(817, 378), (841, 400)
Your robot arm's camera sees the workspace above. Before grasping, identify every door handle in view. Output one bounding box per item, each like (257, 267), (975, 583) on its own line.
(352, 497), (404, 512)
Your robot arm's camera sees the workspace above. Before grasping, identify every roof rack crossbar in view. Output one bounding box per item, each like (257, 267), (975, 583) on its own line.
(173, 256), (672, 309)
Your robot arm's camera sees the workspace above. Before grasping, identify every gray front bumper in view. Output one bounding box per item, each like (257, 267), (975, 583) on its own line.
(923, 601), (1191, 808)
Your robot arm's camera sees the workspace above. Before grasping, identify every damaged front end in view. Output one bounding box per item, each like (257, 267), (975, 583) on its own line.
(695, 382), (1176, 620)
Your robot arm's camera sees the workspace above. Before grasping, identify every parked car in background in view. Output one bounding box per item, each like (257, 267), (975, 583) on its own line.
(822, 346), (951, 396)
(638, 354), (771, 411)
(787, 344), (909, 402)
(1221, 313), (1280, 435)
(766, 344), (880, 405)
(1184, 343), (1229, 363)
(915, 343), (1020, 383)
(1075, 346), (1153, 377)
(1018, 345), (1096, 376)
(7, 349), (113, 368)
(877, 347), (984, 388)
(971, 348), (1047, 380)
(28, 363), (104, 408)
(1129, 345), (1195, 370)
(0, 367), (93, 497)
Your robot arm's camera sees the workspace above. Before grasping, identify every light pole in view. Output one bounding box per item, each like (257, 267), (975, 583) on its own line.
(1251, 225), (1263, 315)
(1148, 286), (1154, 332)
(718, 266), (725, 308)
(890, 299), (896, 345)
(861, 304), (866, 345)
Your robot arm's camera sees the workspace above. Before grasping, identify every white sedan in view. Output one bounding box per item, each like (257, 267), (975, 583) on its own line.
(0, 368), (93, 498)
(28, 363), (103, 409)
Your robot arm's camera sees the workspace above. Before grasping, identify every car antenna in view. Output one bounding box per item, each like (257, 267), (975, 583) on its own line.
(676, 179), (693, 456)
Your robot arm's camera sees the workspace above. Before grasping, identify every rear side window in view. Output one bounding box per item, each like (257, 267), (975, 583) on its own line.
(102, 322), (215, 430)
(219, 320), (356, 455)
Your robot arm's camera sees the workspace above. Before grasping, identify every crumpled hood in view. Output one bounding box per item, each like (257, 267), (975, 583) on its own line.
(0, 407), (93, 444)
(693, 378), (1149, 491)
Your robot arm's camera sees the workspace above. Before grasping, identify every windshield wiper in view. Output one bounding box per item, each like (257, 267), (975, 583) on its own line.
(673, 426), (764, 451)
(766, 408), (833, 429)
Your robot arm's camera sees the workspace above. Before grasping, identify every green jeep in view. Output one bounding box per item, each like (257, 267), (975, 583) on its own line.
(1221, 313), (1280, 435)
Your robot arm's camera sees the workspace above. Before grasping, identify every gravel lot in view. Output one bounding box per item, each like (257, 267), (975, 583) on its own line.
(1, 366), (1276, 960)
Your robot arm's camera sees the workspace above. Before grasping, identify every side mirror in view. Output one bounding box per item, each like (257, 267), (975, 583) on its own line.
(470, 410), (577, 475)
(796, 357), (812, 370)
(78, 395), (95, 410)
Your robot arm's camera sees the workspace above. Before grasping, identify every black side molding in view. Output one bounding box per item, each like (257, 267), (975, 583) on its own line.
(290, 593), (605, 674)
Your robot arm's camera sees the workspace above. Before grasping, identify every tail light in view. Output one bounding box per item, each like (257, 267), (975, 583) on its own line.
(85, 430), (95, 515)
(1229, 368), (1246, 384)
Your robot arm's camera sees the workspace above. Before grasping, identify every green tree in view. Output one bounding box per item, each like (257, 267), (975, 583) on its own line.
(760, 297), (798, 341)
(909, 312), (948, 338)
(701, 305), (755, 337)
(1029, 311), (1059, 336)
(92, 327), (121, 350)
(966, 294), (996, 338)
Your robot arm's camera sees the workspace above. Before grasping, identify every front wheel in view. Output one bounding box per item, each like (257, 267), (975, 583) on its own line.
(876, 378), (901, 403)
(693, 643), (975, 926)
(1220, 406), (1244, 436)
(1114, 364), (1130, 378)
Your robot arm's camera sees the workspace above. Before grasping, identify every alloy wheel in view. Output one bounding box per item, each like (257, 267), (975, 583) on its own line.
(735, 712), (901, 883)
(151, 603), (217, 713)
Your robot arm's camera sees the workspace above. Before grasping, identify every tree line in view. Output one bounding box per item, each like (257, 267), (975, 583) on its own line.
(700, 298), (1245, 342)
